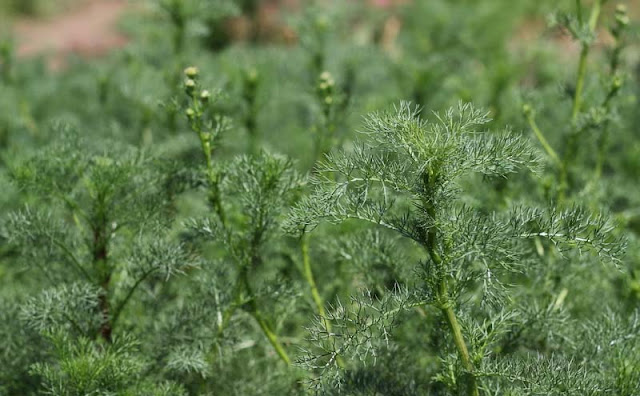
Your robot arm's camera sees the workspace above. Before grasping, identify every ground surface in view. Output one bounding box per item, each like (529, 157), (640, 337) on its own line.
(13, 0), (129, 68)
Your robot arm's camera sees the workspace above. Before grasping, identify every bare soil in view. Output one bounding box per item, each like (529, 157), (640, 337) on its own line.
(13, 0), (129, 69)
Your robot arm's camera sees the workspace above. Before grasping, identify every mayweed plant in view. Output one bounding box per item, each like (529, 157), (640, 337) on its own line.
(0, 0), (638, 395)
(287, 102), (624, 394)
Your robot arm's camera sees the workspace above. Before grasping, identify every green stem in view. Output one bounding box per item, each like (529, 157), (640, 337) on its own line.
(422, 170), (478, 396)
(594, 45), (624, 182)
(440, 281), (479, 396)
(572, 46), (589, 122)
(217, 274), (243, 337)
(197, 131), (226, 226)
(300, 234), (345, 368)
(524, 110), (561, 166)
(571, 0), (602, 122)
(301, 234), (328, 331)
(593, 116), (611, 182)
(111, 269), (154, 330)
(575, 0), (583, 24)
(241, 267), (291, 365)
(251, 310), (291, 365)
(53, 239), (93, 283)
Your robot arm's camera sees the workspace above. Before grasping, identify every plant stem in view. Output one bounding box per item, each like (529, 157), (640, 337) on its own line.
(594, 39), (624, 182)
(441, 281), (479, 396)
(524, 109), (560, 166)
(93, 218), (112, 343)
(300, 234), (346, 368)
(422, 170), (478, 396)
(198, 131), (226, 226)
(571, 0), (602, 122)
(572, 47), (589, 122)
(111, 269), (155, 330)
(241, 267), (291, 365)
(575, 0), (583, 24)
(251, 310), (291, 365)
(301, 234), (329, 331)
(562, 0), (603, 203)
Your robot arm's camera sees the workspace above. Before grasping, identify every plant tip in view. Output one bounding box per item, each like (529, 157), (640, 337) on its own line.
(184, 66), (199, 79)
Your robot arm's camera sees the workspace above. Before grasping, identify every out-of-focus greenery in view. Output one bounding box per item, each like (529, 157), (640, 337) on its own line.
(1, 0), (639, 395)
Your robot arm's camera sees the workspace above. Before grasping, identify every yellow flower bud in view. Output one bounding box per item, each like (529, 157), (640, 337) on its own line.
(185, 78), (196, 96)
(184, 66), (199, 79)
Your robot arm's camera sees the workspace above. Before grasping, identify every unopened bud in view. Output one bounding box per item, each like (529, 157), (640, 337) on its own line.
(246, 68), (259, 84)
(612, 75), (623, 91)
(325, 96), (333, 105)
(184, 66), (199, 79)
(185, 78), (196, 96)
(315, 16), (328, 31)
(185, 108), (195, 118)
(200, 90), (211, 102)
(522, 104), (533, 116)
(615, 4), (629, 26)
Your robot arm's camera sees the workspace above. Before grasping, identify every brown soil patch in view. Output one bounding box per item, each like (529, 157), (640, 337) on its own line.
(13, 0), (129, 69)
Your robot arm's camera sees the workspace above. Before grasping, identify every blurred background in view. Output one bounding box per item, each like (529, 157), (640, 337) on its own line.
(2, 0), (637, 68)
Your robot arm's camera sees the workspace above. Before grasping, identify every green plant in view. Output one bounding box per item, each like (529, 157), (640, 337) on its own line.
(288, 102), (623, 394)
(0, 39), (14, 84)
(1, 0), (639, 394)
(180, 67), (300, 367)
(523, 1), (631, 202)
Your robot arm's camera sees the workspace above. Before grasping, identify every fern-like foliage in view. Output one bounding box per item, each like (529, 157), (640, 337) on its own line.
(289, 102), (624, 394)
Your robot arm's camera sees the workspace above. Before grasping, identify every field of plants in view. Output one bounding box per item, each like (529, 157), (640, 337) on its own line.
(1, 0), (640, 394)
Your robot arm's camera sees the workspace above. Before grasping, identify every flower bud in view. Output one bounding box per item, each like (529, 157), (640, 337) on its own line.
(185, 108), (195, 119)
(200, 90), (211, 103)
(184, 78), (196, 96)
(612, 75), (623, 90)
(615, 4), (629, 26)
(522, 104), (533, 116)
(184, 66), (199, 79)
(315, 16), (328, 32)
(246, 68), (259, 84)
(319, 71), (331, 82)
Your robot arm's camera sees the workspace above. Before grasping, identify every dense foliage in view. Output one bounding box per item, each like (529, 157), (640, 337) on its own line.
(1, 0), (639, 395)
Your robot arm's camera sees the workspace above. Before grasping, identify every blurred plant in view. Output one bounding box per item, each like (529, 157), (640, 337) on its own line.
(311, 70), (352, 165)
(524, 1), (630, 202)
(242, 67), (260, 155)
(0, 38), (14, 84)
(158, 0), (193, 53)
